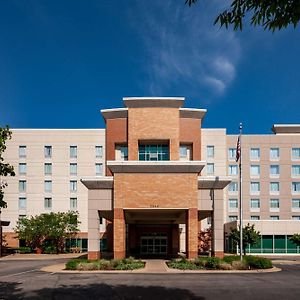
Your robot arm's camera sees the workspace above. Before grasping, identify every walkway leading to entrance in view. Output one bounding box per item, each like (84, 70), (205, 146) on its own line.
(142, 259), (168, 273)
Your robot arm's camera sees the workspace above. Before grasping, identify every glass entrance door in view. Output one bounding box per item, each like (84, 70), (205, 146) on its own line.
(140, 235), (168, 255)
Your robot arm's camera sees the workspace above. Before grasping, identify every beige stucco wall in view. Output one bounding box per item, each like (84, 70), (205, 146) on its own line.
(2, 129), (105, 234)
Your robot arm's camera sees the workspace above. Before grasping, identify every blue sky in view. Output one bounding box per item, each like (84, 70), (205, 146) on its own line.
(0, 0), (299, 134)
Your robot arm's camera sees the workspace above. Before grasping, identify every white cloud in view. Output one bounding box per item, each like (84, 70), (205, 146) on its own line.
(129, 0), (241, 99)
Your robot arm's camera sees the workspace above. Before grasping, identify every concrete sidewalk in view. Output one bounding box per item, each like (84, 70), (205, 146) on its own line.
(0, 253), (84, 260)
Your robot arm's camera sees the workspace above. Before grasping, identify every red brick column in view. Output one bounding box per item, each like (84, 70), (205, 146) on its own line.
(113, 208), (126, 259)
(186, 208), (198, 259)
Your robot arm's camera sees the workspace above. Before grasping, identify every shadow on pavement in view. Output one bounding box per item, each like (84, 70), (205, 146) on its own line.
(0, 282), (204, 300)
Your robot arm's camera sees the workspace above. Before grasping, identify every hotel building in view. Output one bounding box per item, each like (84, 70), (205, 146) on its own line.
(2, 97), (300, 258)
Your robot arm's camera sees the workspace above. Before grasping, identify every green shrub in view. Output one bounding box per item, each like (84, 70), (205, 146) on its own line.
(43, 245), (56, 254)
(168, 258), (198, 270)
(223, 255), (240, 264)
(65, 259), (79, 270)
(204, 257), (221, 269)
(18, 246), (32, 254)
(243, 256), (272, 269)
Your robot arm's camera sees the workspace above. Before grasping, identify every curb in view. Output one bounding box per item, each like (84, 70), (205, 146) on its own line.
(40, 263), (281, 274)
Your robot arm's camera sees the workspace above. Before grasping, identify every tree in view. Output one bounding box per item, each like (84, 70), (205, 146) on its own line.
(289, 234), (300, 247)
(185, 0), (300, 31)
(198, 227), (212, 253)
(229, 223), (260, 255)
(15, 211), (80, 253)
(0, 126), (15, 209)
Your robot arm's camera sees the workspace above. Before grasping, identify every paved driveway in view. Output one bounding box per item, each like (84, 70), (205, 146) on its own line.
(0, 258), (300, 299)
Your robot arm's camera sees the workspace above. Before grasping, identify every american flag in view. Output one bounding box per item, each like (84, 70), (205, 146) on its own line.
(236, 136), (241, 162)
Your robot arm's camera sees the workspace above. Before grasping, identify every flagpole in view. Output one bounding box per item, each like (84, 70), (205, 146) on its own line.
(239, 123), (243, 261)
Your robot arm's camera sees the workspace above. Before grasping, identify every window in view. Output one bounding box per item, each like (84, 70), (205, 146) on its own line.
(95, 163), (103, 175)
(70, 146), (77, 158)
(44, 180), (52, 192)
(270, 182), (280, 193)
(250, 165), (260, 176)
(292, 216), (300, 220)
(18, 197), (26, 209)
(138, 144), (169, 161)
(270, 216), (279, 220)
(250, 216), (260, 220)
(250, 199), (260, 209)
(44, 146), (52, 158)
(229, 216), (238, 221)
(292, 199), (300, 209)
(228, 148), (237, 160)
(44, 197), (52, 209)
(115, 145), (128, 161)
(228, 199), (238, 211)
(19, 180), (26, 192)
(95, 146), (103, 158)
(292, 165), (300, 176)
(207, 163), (214, 175)
(70, 163), (77, 175)
(180, 144), (192, 160)
(228, 165), (238, 175)
(19, 146), (26, 158)
(250, 182), (260, 193)
(44, 163), (52, 175)
(70, 180), (77, 192)
(270, 148), (279, 160)
(270, 165), (280, 176)
(292, 182), (300, 193)
(270, 199), (280, 209)
(228, 182), (238, 193)
(207, 146), (214, 158)
(250, 148), (260, 160)
(19, 163), (26, 175)
(70, 198), (77, 210)
(292, 148), (300, 160)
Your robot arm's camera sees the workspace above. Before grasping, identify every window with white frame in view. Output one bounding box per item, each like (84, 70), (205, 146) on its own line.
(95, 146), (103, 158)
(292, 182), (300, 193)
(70, 180), (77, 192)
(228, 182), (238, 193)
(44, 163), (52, 175)
(292, 148), (300, 160)
(270, 199), (280, 209)
(70, 146), (77, 158)
(270, 165), (280, 176)
(292, 216), (300, 220)
(292, 165), (300, 176)
(292, 199), (300, 209)
(70, 198), (77, 210)
(250, 165), (260, 176)
(19, 163), (26, 175)
(270, 215), (279, 220)
(207, 145), (214, 158)
(229, 215), (238, 221)
(270, 148), (279, 160)
(19, 180), (26, 192)
(70, 163), (77, 175)
(228, 148), (237, 160)
(44, 180), (52, 192)
(228, 199), (238, 211)
(95, 163), (103, 175)
(228, 165), (238, 175)
(270, 182), (280, 193)
(250, 182), (260, 193)
(250, 216), (260, 220)
(19, 145), (26, 158)
(250, 199), (260, 209)
(250, 148), (260, 160)
(180, 144), (192, 161)
(115, 145), (128, 161)
(207, 163), (214, 175)
(44, 197), (52, 209)
(44, 146), (52, 158)
(18, 197), (26, 210)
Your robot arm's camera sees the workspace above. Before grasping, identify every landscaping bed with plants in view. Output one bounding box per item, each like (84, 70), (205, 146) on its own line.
(168, 255), (273, 270)
(65, 257), (145, 271)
